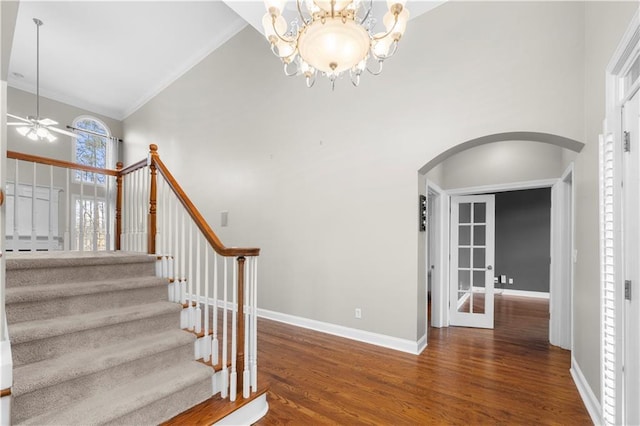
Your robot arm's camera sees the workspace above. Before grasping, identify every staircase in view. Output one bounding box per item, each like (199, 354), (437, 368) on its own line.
(5, 251), (213, 425)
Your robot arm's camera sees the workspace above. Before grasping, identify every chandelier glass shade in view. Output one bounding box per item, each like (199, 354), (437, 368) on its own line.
(262, 0), (409, 88)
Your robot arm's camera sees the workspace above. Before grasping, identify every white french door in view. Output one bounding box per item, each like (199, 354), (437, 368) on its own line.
(449, 194), (495, 329)
(622, 89), (640, 426)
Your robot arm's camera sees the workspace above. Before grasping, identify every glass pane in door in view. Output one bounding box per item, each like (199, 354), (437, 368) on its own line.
(456, 201), (489, 315)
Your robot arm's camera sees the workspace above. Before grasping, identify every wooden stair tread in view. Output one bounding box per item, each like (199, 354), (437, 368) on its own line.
(161, 385), (269, 426)
(196, 358), (230, 372)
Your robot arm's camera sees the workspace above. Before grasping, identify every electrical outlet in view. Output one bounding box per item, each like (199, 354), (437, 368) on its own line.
(508, 278), (514, 285)
(355, 308), (362, 319)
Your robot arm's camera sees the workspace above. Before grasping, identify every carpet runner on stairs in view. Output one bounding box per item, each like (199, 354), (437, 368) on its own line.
(5, 251), (212, 425)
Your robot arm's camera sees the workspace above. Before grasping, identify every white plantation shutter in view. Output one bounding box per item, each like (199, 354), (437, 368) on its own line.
(600, 131), (617, 425)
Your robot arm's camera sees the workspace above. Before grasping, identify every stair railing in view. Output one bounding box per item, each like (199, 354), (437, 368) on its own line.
(118, 144), (260, 401)
(4, 145), (261, 402)
(5, 151), (119, 252)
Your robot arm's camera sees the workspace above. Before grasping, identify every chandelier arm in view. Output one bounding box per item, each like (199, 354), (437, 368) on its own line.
(366, 60), (384, 76)
(385, 40), (399, 58)
(371, 11), (400, 41)
(350, 71), (361, 87)
(306, 74), (316, 88)
(270, 15), (294, 44)
(296, 0), (311, 26)
(359, 0), (373, 25)
(283, 61), (298, 77)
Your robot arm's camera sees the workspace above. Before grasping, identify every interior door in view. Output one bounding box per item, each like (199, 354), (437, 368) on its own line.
(449, 194), (495, 329)
(622, 89), (639, 426)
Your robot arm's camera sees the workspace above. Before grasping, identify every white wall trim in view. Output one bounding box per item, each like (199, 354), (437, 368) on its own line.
(570, 355), (602, 426)
(258, 308), (426, 355)
(446, 179), (557, 196)
(213, 392), (268, 425)
(495, 289), (550, 299)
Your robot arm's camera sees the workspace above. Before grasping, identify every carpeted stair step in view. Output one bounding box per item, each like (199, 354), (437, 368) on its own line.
(18, 361), (213, 426)
(10, 301), (181, 366)
(6, 275), (169, 323)
(6, 251), (156, 288)
(11, 329), (197, 424)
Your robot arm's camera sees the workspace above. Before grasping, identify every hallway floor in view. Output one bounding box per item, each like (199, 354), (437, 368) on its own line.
(255, 295), (590, 425)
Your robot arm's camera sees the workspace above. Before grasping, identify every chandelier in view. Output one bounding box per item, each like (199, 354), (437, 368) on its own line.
(262, 0), (409, 88)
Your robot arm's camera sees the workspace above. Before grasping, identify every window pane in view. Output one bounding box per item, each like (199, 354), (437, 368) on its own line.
(474, 203), (486, 223)
(459, 203), (471, 223)
(459, 225), (471, 245)
(474, 225), (486, 245)
(473, 248), (486, 268)
(459, 248), (470, 268)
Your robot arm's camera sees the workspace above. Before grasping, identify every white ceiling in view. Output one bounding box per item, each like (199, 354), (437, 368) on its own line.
(8, 1), (442, 121)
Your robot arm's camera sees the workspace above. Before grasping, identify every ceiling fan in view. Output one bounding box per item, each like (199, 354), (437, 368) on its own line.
(7, 18), (77, 142)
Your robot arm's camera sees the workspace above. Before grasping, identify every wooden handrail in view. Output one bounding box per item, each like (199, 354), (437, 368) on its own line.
(120, 158), (147, 175)
(7, 151), (119, 176)
(151, 148), (260, 257)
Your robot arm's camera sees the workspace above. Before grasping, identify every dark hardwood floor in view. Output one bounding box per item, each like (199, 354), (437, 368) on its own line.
(255, 295), (590, 425)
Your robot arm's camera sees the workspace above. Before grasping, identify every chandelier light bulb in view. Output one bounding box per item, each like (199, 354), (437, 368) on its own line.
(386, 0), (407, 10)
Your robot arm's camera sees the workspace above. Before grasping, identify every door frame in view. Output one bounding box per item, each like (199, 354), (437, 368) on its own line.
(549, 164), (574, 350)
(432, 178), (570, 335)
(426, 180), (449, 328)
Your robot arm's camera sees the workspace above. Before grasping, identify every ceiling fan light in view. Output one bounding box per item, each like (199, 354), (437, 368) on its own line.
(16, 126), (30, 136)
(27, 130), (39, 141)
(45, 132), (57, 142)
(36, 126), (49, 138)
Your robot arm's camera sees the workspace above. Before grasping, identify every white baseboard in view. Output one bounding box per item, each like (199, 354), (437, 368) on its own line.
(257, 308), (426, 355)
(213, 393), (268, 425)
(495, 289), (550, 299)
(570, 355), (601, 425)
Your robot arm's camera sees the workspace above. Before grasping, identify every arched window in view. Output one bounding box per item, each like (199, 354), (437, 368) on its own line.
(71, 116), (116, 251)
(72, 116), (113, 184)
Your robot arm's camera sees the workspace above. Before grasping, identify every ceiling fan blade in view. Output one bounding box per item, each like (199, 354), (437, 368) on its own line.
(48, 126), (79, 138)
(7, 113), (30, 123)
(38, 118), (59, 126)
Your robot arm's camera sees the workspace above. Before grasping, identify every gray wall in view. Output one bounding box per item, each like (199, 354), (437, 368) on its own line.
(495, 188), (551, 293)
(120, 0), (638, 405)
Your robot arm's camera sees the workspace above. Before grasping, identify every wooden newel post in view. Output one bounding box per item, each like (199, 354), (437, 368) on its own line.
(236, 256), (246, 397)
(115, 161), (123, 251)
(148, 144), (158, 255)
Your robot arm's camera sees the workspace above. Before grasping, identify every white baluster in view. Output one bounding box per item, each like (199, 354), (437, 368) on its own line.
(230, 258), (238, 401)
(13, 160), (19, 250)
(203, 246), (211, 362)
(195, 233), (202, 334)
(48, 166), (54, 250)
(187, 221), (195, 331)
(65, 168), (70, 250)
(93, 171), (98, 251)
(105, 172), (112, 251)
(31, 162), (36, 251)
(79, 172), (84, 251)
(252, 256), (258, 391)
(243, 258), (250, 398)
(212, 251), (219, 366)
(221, 257), (228, 399)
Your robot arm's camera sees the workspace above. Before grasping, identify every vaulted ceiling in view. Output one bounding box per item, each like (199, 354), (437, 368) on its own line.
(7, 1), (442, 121)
